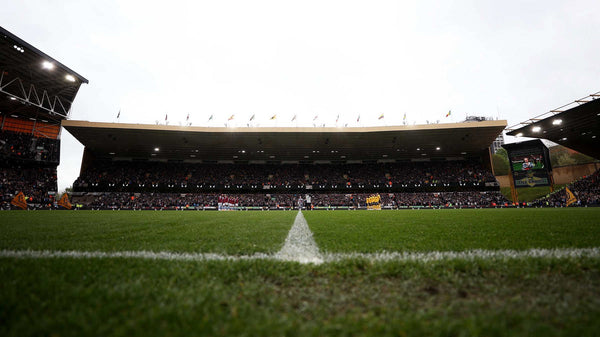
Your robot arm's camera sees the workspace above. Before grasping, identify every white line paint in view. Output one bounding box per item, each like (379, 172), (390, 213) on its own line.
(275, 211), (323, 264)
(0, 249), (270, 261)
(322, 248), (600, 263)
(1, 248), (599, 263)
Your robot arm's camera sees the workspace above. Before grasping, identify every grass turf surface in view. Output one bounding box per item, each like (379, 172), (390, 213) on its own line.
(0, 211), (295, 254)
(1, 209), (600, 336)
(304, 208), (600, 253)
(2, 258), (599, 337)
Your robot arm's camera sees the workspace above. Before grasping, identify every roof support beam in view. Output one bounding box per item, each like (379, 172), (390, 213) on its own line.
(0, 68), (69, 118)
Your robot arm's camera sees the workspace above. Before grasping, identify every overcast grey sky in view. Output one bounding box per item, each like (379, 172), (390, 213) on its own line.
(2, 0), (599, 192)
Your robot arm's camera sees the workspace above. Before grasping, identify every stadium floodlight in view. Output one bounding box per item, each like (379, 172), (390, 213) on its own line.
(552, 119), (562, 125)
(532, 126), (541, 132)
(154, 147), (159, 151)
(436, 147), (441, 150)
(42, 61), (54, 70)
(65, 74), (76, 82)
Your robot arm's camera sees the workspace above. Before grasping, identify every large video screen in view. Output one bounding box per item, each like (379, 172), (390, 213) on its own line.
(509, 151), (546, 172)
(503, 140), (552, 188)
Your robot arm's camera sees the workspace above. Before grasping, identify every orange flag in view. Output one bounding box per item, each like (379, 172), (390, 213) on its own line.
(57, 193), (72, 210)
(11, 192), (27, 210)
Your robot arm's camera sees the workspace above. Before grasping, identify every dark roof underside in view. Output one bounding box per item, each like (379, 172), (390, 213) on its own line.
(507, 97), (600, 160)
(0, 26), (88, 122)
(63, 120), (507, 162)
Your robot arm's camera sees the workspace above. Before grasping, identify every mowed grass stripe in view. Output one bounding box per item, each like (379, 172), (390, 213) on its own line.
(0, 211), (296, 254)
(304, 208), (600, 253)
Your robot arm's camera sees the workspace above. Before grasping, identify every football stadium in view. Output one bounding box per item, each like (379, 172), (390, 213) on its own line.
(2, 22), (600, 337)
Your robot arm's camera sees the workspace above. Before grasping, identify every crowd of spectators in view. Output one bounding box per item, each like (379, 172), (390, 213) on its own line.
(0, 166), (57, 207)
(75, 191), (509, 209)
(74, 160), (497, 192)
(534, 169), (600, 207)
(0, 130), (60, 163)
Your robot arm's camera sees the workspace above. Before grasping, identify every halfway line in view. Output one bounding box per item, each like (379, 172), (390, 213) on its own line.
(275, 211), (323, 264)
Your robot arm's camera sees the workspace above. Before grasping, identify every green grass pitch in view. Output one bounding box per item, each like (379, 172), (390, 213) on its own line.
(1, 209), (600, 336)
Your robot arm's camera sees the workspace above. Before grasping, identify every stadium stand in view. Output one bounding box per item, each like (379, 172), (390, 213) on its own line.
(533, 169), (600, 207)
(73, 191), (509, 210)
(73, 160), (498, 193)
(60, 118), (512, 209)
(0, 26), (87, 209)
(69, 151), (510, 209)
(0, 166), (57, 209)
(0, 130), (60, 163)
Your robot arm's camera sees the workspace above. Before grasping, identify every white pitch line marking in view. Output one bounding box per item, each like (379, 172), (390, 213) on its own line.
(275, 211), (324, 264)
(1, 248), (599, 263)
(322, 248), (600, 262)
